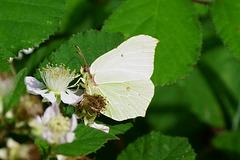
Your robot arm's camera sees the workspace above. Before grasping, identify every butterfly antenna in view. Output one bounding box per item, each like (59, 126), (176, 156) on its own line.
(75, 45), (88, 67)
(75, 45), (93, 79)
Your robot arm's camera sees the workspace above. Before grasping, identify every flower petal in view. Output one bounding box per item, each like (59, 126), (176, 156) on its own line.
(89, 122), (109, 133)
(51, 103), (60, 115)
(24, 76), (46, 95)
(42, 103), (60, 123)
(41, 91), (56, 104)
(42, 128), (53, 143)
(56, 155), (68, 160)
(65, 132), (75, 143)
(60, 89), (83, 105)
(35, 116), (42, 124)
(58, 132), (75, 144)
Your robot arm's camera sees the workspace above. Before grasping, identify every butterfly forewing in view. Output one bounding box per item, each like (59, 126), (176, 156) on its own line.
(90, 35), (158, 78)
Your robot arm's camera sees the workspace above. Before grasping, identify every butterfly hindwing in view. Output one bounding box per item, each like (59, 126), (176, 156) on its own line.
(90, 78), (154, 121)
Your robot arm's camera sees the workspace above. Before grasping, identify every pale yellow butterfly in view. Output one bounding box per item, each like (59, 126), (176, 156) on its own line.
(78, 35), (159, 121)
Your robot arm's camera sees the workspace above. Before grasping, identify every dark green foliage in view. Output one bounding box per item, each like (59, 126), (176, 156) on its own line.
(1, 0), (240, 159)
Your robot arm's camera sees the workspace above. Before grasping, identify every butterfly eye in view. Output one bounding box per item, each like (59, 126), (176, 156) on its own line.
(84, 66), (89, 73)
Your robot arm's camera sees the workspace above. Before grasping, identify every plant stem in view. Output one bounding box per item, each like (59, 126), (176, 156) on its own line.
(232, 100), (240, 131)
(192, 0), (211, 5)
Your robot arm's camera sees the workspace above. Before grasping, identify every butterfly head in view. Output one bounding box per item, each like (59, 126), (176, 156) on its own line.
(75, 45), (97, 84)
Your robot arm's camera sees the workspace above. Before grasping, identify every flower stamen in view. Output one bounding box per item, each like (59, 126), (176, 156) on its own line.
(39, 63), (79, 92)
(49, 114), (71, 132)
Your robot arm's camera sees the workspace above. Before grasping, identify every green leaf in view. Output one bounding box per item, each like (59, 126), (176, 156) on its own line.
(147, 99), (205, 136)
(200, 46), (240, 127)
(61, 105), (75, 117)
(108, 122), (133, 135)
(0, 58), (11, 73)
(60, 0), (123, 35)
(210, 0), (240, 61)
(3, 68), (27, 114)
(179, 68), (225, 127)
(34, 139), (50, 159)
(117, 131), (196, 160)
(149, 68), (225, 128)
(95, 120), (133, 136)
(39, 30), (124, 75)
(14, 38), (65, 75)
(53, 124), (116, 156)
(0, 49), (14, 72)
(0, 0), (66, 57)
(102, 0), (202, 86)
(202, 46), (240, 99)
(148, 46), (240, 128)
(193, 3), (209, 17)
(212, 131), (240, 156)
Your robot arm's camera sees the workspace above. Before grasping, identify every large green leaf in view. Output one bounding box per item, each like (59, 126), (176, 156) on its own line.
(210, 0), (240, 61)
(108, 122), (133, 135)
(14, 38), (66, 75)
(0, 0), (66, 57)
(53, 124), (117, 156)
(53, 121), (133, 156)
(38, 30), (124, 78)
(117, 131), (196, 160)
(102, 0), (202, 86)
(0, 49), (14, 72)
(60, 0), (123, 35)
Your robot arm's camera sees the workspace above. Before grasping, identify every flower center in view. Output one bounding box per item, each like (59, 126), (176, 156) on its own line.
(49, 114), (71, 133)
(40, 64), (79, 92)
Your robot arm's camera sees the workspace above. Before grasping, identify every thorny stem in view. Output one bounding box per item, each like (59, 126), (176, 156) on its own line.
(7, 59), (16, 76)
(192, 0), (211, 5)
(45, 145), (53, 160)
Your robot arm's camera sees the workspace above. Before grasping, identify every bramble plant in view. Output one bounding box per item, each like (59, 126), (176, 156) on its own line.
(0, 0), (240, 159)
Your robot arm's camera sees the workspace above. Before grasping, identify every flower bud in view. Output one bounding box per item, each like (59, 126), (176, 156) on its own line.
(78, 94), (106, 124)
(0, 138), (40, 160)
(0, 73), (13, 114)
(16, 94), (43, 121)
(0, 73), (13, 97)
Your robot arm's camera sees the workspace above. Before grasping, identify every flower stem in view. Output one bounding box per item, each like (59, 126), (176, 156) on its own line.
(56, 94), (61, 105)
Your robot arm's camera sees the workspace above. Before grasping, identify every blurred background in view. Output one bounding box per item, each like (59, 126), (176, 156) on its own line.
(12, 0), (240, 159)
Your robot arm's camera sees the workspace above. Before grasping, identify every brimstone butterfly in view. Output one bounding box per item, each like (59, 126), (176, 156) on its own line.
(78, 35), (159, 121)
